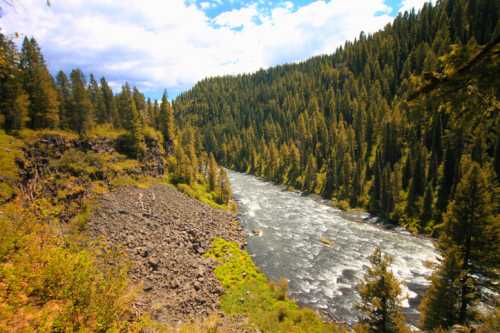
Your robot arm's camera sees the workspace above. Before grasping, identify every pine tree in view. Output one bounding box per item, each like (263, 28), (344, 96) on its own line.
(88, 74), (106, 124)
(419, 247), (462, 331)
(303, 153), (317, 192)
(55, 71), (72, 129)
(0, 33), (29, 132)
(132, 87), (146, 122)
(99, 77), (117, 125)
(438, 158), (499, 324)
(69, 69), (94, 135)
(420, 184), (434, 231)
(288, 143), (301, 187)
(127, 97), (146, 158)
(217, 168), (231, 205)
(20, 37), (59, 129)
(208, 153), (218, 192)
(118, 84), (145, 158)
(172, 146), (195, 185)
(494, 135), (500, 179)
(355, 248), (410, 333)
(159, 91), (175, 153)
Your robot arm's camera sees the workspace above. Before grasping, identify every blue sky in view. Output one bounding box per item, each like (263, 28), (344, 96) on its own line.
(0, 0), (430, 100)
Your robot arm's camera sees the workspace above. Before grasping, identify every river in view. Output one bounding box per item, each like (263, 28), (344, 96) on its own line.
(228, 171), (439, 326)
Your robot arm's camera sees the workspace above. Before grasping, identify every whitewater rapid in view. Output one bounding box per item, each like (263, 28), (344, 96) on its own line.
(228, 171), (438, 325)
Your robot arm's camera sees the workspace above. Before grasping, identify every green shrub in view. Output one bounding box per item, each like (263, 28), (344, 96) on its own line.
(334, 199), (350, 211)
(205, 238), (344, 333)
(0, 202), (137, 332)
(88, 124), (126, 140)
(0, 130), (24, 204)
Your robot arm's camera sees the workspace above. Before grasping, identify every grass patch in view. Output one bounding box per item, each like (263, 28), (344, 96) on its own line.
(175, 182), (231, 211)
(18, 128), (79, 143)
(0, 130), (24, 204)
(205, 238), (344, 333)
(88, 124), (126, 140)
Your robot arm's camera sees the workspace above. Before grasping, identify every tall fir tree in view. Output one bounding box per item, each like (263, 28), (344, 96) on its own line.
(88, 74), (106, 124)
(0, 33), (29, 132)
(69, 69), (94, 135)
(159, 91), (175, 153)
(99, 77), (117, 125)
(217, 167), (231, 204)
(437, 158), (499, 324)
(355, 248), (410, 333)
(419, 247), (462, 330)
(118, 84), (145, 158)
(208, 153), (218, 192)
(55, 71), (72, 129)
(20, 37), (59, 129)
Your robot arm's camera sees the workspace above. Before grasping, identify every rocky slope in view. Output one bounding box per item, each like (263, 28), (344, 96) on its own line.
(87, 184), (246, 325)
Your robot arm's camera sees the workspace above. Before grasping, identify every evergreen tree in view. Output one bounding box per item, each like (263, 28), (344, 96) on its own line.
(88, 74), (106, 124)
(303, 153), (317, 192)
(420, 184), (434, 231)
(99, 77), (117, 125)
(208, 153), (218, 192)
(20, 37), (59, 129)
(419, 247), (462, 330)
(69, 69), (94, 135)
(0, 33), (29, 132)
(159, 91), (175, 152)
(173, 147), (194, 184)
(355, 248), (409, 333)
(118, 84), (145, 158)
(55, 71), (72, 129)
(217, 167), (231, 205)
(437, 158), (499, 324)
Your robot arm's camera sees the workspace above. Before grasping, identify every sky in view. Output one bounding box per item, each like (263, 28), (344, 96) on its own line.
(0, 0), (431, 100)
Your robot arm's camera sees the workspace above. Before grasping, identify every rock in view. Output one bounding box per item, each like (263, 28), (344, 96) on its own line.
(170, 279), (179, 289)
(320, 236), (334, 247)
(86, 184), (245, 325)
(143, 281), (154, 292)
(138, 247), (151, 257)
(252, 228), (263, 237)
(148, 257), (160, 271)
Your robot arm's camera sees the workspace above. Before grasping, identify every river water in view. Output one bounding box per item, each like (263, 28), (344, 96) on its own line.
(228, 171), (439, 326)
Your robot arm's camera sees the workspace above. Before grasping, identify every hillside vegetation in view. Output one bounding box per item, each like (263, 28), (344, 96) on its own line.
(175, 0), (499, 235)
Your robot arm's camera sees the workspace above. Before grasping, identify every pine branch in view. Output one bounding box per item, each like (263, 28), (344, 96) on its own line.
(407, 34), (500, 101)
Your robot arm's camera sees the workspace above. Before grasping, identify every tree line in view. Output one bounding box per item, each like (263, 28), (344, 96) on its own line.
(175, 0), (498, 234)
(0, 33), (231, 205)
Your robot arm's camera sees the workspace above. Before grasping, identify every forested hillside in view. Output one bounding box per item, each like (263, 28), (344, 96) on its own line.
(0, 34), (233, 209)
(174, 2), (500, 330)
(175, 0), (499, 235)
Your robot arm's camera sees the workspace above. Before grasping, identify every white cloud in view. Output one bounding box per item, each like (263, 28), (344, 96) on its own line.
(213, 4), (258, 29)
(399, 0), (433, 13)
(0, 0), (395, 97)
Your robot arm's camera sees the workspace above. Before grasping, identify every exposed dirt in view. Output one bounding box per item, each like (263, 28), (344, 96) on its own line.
(86, 184), (246, 326)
